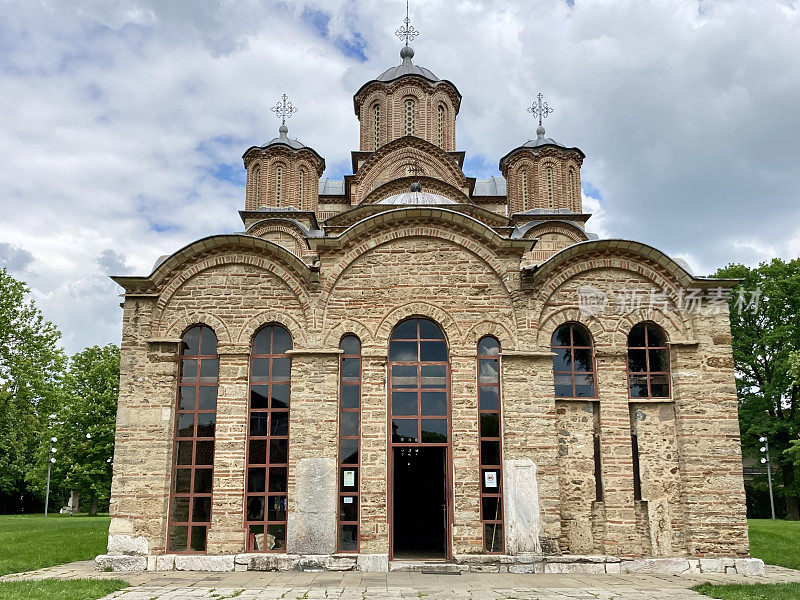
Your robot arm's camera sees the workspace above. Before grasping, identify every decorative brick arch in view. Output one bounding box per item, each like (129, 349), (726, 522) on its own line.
(237, 310), (308, 347)
(375, 302), (461, 349)
(162, 311), (232, 344)
(463, 320), (517, 351)
(610, 310), (689, 346)
(360, 177), (470, 205)
(323, 318), (374, 348)
(537, 306), (607, 349)
(519, 221), (587, 243)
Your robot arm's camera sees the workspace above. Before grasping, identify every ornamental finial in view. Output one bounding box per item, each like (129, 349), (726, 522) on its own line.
(395, 1), (420, 47)
(526, 92), (554, 137)
(270, 93), (298, 129)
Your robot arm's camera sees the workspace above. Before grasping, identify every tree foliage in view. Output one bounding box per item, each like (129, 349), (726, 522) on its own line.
(715, 258), (800, 518)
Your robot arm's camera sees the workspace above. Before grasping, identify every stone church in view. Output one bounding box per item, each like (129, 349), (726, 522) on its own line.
(103, 24), (760, 574)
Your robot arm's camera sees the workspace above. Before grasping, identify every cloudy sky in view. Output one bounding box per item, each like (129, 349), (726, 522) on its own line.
(1, 0), (799, 354)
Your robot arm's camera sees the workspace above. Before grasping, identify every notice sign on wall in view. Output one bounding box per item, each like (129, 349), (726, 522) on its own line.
(343, 470), (355, 487)
(484, 471), (498, 488)
(343, 496), (354, 504)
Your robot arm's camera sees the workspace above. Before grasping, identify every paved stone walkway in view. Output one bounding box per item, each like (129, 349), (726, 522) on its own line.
(3, 561), (800, 600)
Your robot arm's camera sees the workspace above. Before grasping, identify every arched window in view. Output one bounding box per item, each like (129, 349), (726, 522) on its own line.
(275, 166), (283, 206)
(567, 167), (575, 209)
(338, 335), (361, 552)
(168, 325), (218, 553)
(245, 324), (292, 552)
(437, 105), (445, 148)
(627, 323), (670, 398)
(404, 98), (415, 136)
(521, 170), (529, 211)
(546, 165), (554, 209)
(254, 166), (261, 203)
(373, 103), (381, 150)
(477, 336), (503, 553)
(551, 323), (597, 398)
(299, 169), (305, 210)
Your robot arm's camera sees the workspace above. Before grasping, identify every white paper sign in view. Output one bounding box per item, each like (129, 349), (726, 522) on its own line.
(343, 496), (354, 504)
(484, 471), (498, 488)
(343, 470), (355, 487)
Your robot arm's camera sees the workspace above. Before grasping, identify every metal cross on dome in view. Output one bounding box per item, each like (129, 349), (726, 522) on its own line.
(395, 0), (420, 46)
(527, 92), (554, 127)
(270, 93), (298, 126)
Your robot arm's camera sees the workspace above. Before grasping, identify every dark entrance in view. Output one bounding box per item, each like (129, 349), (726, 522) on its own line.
(388, 318), (451, 559)
(392, 447), (446, 558)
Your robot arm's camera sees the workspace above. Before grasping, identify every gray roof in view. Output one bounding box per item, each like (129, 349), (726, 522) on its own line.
(378, 190), (457, 205)
(319, 179), (345, 195)
(376, 46), (439, 83)
(472, 176), (507, 196)
(264, 125), (308, 151)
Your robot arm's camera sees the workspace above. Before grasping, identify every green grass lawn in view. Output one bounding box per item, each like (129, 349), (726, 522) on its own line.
(0, 514), (111, 576)
(748, 519), (800, 571)
(694, 583), (800, 599)
(0, 579), (128, 600)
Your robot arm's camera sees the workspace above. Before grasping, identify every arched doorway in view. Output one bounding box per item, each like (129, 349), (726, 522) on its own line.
(388, 318), (451, 559)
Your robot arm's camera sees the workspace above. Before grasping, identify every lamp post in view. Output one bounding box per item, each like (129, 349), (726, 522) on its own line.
(44, 436), (57, 518)
(759, 436), (776, 520)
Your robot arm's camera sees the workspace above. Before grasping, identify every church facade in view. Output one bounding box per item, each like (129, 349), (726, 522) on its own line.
(103, 38), (758, 574)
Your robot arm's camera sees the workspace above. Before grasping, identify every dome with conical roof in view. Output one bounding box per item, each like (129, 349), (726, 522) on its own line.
(375, 46), (439, 83)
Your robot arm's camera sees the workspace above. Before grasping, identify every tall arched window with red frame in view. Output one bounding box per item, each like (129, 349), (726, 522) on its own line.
(551, 323), (597, 398)
(477, 336), (504, 553)
(627, 322), (670, 398)
(337, 334), (361, 552)
(168, 325), (218, 553)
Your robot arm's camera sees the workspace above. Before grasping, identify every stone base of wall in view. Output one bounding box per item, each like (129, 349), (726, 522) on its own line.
(95, 553), (764, 575)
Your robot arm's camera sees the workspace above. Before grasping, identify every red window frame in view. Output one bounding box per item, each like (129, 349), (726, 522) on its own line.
(337, 335), (361, 552)
(477, 336), (504, 553)
(627, 322), (670, 399)
(244, 324), (291, 552)
(167, 325), (218, 554)
(551, 323), (598, 398)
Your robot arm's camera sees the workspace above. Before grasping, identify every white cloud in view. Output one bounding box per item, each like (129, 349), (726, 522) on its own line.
(1, 0), (799, 352)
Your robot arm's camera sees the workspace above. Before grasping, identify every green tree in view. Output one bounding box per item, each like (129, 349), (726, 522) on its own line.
(715, 258), (800, 519)
(45, 345), (120, 515)
(0, 268), (65, 500)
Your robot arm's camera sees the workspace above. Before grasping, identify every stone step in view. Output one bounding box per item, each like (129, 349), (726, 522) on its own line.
(389, 560), (466, 573)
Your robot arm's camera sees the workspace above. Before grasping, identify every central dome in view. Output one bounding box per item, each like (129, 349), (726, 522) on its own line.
(379, 190), (457, 205)
(376, 46), (439, 83)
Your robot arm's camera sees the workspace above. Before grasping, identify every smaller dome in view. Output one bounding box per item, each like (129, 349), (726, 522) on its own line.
(379, 190), (457, 205)
(263, 125), (307, 150)
(376, 46), (439, 83)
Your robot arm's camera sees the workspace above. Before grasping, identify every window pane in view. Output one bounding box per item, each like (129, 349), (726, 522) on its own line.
(484, 523), (503, 553)
(421, 391), (446, 416)
(420, 340), (447, 362)
(248, 468), (266, 493)
(390, 341), (417, 361)
(251, 358), (269, 382)
(250, 413), (268, 437)
(171, 497), (190, 522)
(270, 412), (289, 436)
(270, 439), (288, 464)
(340, 467), (358, 492)
(482, 497), (502, 521)
(250, 386), (269, 409)
(195, 441), (214, 465)
(420, 365), (446, 388)
(392, 391), (417, 416)
(271, 358), (291, 382)
(628, 324), (646, 347)
(478, 337), (500, 356)
(267, 495), (287, 521)
(479, 386), (499, 410)
(480, 413), (499, 438)
(181, 359), (197, 382)
(248, 525), (264, 551)
(268, 467), (287, 492)
(481, 469), (501, 493)
(194, 468), (212, 493)
(267, 524), (286, 551)
(649, 348), (669, 372)
(421, 419), (447, 443)
(179, 387), (196, 410)
(552, 348), (571, 372)
(190, 526), (207, 552)
(571, 326), (591, 347)
(647, 324), (666, 346)
(196, 413), (215, 437)
(199, 359), (218, 382)
(174, 468), (191, 493)
(271, 385), (290, 409)
(339, 524), (358, 552)
(181, 328), (201, 356)
(419, 319), (444, 339)
(554, 373), (573, 398)
(574, 374), (595, 397)
(272, 327), (292, 354)
(247, 496), (265, 521)
(573, 348), (593, 372)
(392, 419), (418, 443)
(552, 325), (571, 347)
(650, 375), (670, 398)
(178, 413), (194, 438)
(339, 335), (360, 355)
(392, 320), (417, 339)
(199, 327), (217, 355)
(341, 385), (359, 409)
(169, 526), (188, 552)
(392, 365), (417, 388)
(253, 328), (270, 355)
(628, 349), (647, 372)
(249, 439), (267, 464)
(198, 386), (217, 410)
(481, 441), (501, 465)
(176, 441), (193, 465)
(341, 412), (359, 437)
(342, 357), (360, 381)
(192, 497), (211, 522)
(479, 359), (498, 383)
(629, 374), (648, 398)
(339, 496), (358, 522)
(340, 439), (358, 464)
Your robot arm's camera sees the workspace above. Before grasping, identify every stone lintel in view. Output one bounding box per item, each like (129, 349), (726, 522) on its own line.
(216, 344), (251, 356)
(287, 348), (343, 356)
(501, 350), (554, 359)
(146, 338), (182, 346)
(595, 348), (627, 358)
(668, 340), (700, 348)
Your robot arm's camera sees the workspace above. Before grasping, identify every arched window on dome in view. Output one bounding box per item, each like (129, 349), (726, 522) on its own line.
(254, 166), (261, 205)
(373, 103), (381, 150)
(521, 170), (529, 211)
(275, 166), (283, 207)
(168, 325), (218, 553)
(551, 323), (597, 398)
(627, 322), (670, 398)
(404, 98), (415, 136)
(337, 334), (361, 552)
(546, 166), (554, 209)
(477, 336), (504, 553)
(299, 169), (305, 210)
(567, 167), (575, 210)
(437, 105), (445, 148)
